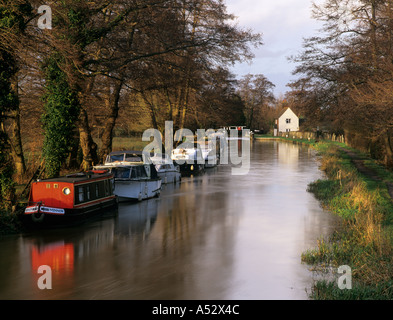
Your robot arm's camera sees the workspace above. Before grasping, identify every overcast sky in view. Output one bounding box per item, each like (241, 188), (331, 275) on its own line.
(225, 0), (323, 97)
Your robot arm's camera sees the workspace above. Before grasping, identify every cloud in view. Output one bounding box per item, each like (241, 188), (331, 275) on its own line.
(228, 0), (311, 27)
(225, 0), (323, 96)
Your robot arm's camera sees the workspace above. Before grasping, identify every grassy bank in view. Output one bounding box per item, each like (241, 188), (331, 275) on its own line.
(96, 136), (149, 152)
(301, 141), (393, 299)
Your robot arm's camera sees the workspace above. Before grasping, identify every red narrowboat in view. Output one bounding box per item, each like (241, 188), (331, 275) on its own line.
(23, 170), (118, 226)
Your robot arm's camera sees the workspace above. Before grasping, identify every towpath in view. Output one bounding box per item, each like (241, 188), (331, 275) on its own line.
(339, 147), (393, 201)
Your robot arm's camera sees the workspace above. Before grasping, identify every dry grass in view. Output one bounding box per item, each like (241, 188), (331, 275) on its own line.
(305, 142), (393, 299)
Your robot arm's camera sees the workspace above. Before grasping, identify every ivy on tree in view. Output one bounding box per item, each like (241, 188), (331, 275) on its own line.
(41, 53), (80, 178)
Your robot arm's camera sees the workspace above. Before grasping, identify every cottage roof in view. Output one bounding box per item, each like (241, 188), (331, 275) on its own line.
(278, 107), (297, 119)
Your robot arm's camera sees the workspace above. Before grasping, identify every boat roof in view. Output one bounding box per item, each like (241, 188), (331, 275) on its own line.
(108, 150), (153, 156)
(35, 171), (113, 183)
(95, 164), (144, 169)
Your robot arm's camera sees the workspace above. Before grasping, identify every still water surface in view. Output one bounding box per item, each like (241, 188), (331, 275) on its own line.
(0, 141), (338, 300)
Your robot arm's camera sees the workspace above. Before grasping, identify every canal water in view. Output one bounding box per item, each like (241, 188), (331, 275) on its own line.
(0, 140), (338, 300)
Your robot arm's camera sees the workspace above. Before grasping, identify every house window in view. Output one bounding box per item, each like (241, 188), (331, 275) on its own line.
(286, 118), (291, 124)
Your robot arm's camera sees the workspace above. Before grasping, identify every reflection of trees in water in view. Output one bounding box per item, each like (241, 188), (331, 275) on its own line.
(0, 237), (24, 298)
(148, 170), (240, 299)
(115, 200), (159, 239)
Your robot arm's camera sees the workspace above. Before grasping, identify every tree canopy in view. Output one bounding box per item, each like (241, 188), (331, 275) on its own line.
(0, 0), (273, 210)
(289, 0), (393, 167)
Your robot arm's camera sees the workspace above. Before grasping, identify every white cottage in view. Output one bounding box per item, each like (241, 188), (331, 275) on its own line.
(276, 107), (299, 133)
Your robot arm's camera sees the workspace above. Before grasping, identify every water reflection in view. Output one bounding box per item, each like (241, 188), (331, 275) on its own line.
(116, 200), (158, 238)
(0, 141), (339, 300)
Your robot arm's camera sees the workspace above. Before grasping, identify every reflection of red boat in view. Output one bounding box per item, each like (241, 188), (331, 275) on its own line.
(31, 243), (74, 273)
(31, 242), (75, 295)
(23, 170), (118, 226)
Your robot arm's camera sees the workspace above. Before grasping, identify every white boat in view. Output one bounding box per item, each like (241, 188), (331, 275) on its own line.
(104, 150), (149, 166)
(150, 153), (181, 184)
(200, 142), (219, 168)
(171, 143), (205, 175)
(222, 126), (251, 140)
(95, 151), (162, 202)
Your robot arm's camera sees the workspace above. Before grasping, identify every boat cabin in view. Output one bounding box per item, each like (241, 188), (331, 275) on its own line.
(108, 164), (156, 180)
(105, 150), (152, 165)
(24, 170), (117, 224)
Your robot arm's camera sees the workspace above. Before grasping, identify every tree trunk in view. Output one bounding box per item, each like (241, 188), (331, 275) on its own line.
(99, 79), (123, 163)
(384, 130), (393, 168)
(9, 75), (25, 181)
(248, 104), (254, 129)
(78, 107), (98, 170)
(141, 91), (159, 130)
(66, 130), (80, 169)
(9, 108), (25, 178)
(164, 87), (173, 122)
(77, 76), (98, 170)
(178, 76), (191, 131)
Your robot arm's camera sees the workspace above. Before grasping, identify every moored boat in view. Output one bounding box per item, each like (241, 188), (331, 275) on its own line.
(23, 170), (118, 226)
(104, 150), (149, 165)
(171, 143), (205, 175)
(200, 141), (219, 168)
(150, 153), (181, 184)
(96, 150), (162, 202)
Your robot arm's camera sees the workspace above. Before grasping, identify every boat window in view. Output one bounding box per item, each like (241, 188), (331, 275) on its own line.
(86, 183), (98, 200)
(141, 166), (148, 178)
(74, 181), (110, 204)
(125, 154), (142, 162)
(129, 166), (147, 179)
(86, 184), (91, 200)
(78, 187), (84, 202)
(104, 180), (110, 196)
(108, 179), (113, 194)
(130, 167), (137, 179)
(149, 164), (157, 178)
(98, 181), (105, 197)
(113, 167), (130, 179)
(95, 183), (99, 198)
(108, 154), (124, 163)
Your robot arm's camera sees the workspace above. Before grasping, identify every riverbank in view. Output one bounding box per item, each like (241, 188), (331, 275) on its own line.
(296, 140), (393, 299)
(0, 210), (23, 235)
(259, 134), (393, 298)
(253, 134), (317, 146)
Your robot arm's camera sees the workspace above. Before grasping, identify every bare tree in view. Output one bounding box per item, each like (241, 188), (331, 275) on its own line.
(237, 74), (275, 130)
